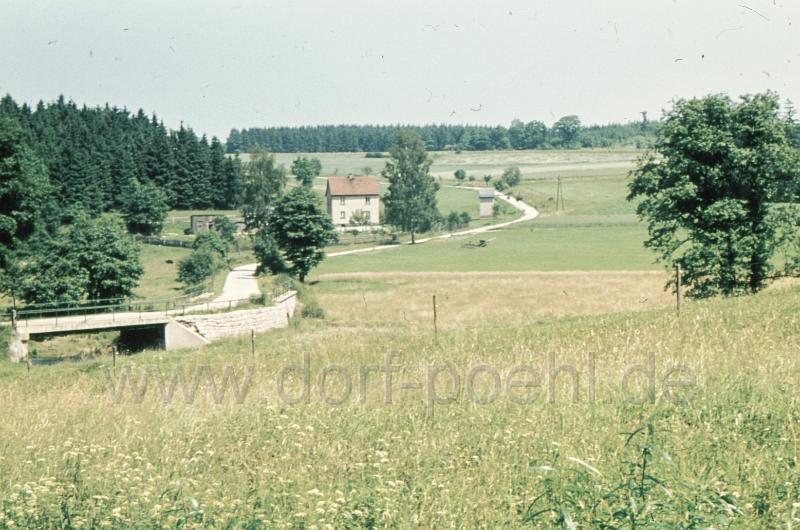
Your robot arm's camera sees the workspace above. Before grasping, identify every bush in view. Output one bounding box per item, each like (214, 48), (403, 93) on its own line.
(193, 231), (228, 258)
(365, 152), (386, 158)
(177, 249), (223, 286)
(500, 166), (521, 187)
(253, 231), (287, 275)
(301, 300), (325, 319)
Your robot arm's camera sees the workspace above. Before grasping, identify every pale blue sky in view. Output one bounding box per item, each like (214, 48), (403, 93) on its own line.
(1, 0), (797, 140)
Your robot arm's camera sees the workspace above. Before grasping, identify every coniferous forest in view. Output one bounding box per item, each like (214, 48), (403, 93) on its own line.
(226, 117), (658, 153)
(0, 94), (243, 213)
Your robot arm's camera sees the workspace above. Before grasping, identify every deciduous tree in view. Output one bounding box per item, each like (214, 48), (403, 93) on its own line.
(241, 149), (287, 232)
(268, 187), (337, 282)
(628, 92), (800, 297)
(291, 156), (322, 186)
(122, 179), (169, 235)
(382, 132), (440, 244)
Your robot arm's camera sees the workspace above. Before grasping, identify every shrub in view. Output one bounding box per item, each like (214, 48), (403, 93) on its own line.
(301, 300), (325, 319)
(177, 249), (223, 286)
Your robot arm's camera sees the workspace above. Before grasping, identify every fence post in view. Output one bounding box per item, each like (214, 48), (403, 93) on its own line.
(676, 264), (682, 315)
(432, 295), (438, 339)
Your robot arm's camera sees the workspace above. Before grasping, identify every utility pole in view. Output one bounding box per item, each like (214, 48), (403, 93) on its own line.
(556, 177), (565, 211)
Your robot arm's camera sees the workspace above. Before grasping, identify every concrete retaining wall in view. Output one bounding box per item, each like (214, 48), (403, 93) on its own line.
(177, 290), (297, 342)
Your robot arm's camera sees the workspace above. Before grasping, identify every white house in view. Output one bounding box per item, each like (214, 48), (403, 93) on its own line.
(325, 176), (380, 230)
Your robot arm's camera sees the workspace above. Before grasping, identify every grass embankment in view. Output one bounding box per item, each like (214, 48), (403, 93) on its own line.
(0, 279), (798, 527)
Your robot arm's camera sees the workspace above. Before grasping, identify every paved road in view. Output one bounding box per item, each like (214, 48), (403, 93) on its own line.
(327, 190), (539, 257)
(8, 191), (538, 334)
(209, 189), (539, 302)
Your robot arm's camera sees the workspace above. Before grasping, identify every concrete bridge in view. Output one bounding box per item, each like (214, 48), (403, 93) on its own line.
(4, 290), (298, 362)
(8, 311), (210, 361)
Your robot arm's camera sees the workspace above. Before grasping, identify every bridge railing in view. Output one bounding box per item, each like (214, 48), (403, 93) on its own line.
(1, 288), (292, 327)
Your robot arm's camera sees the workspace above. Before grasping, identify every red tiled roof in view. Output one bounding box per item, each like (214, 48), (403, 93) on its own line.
(326, 176), (380, 197)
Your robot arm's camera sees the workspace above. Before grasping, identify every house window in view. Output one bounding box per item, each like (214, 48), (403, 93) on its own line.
(339, 197), (345, 206)
(340, 211), (346, 219)
(365, 211), (371, 220)
(365, 197), (371, 205)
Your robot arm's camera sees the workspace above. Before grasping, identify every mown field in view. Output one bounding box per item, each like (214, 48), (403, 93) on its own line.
(305, 149), (652, 275)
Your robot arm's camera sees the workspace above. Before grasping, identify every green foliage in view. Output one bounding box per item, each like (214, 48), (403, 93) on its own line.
(227, 120), (656, 153)
(0, 117), (55, 272)
(382, 132), (440, 243)
(453, 169), (466, 183)
(290, 156), (322, 186)
(552, 115), (582, 147)
(16, 215), (143, 304)
(348, 210), (371, 228)
(0, 95), (237, 212)
(211, 216), (236, 243)
(483, 175), (492, 185)
(268, 187), (337, 282)
(177, 249), (222, 286)
(241, 149), (287, 232)
(193, 231), (229, 259)
(445, 210), (470, 231)
(500, 166), (521, 187)
(629, 92), (800, 297)
(179, 231), (230, 286)
(253, 230), (287, 276)
(122, 180), (169, 235)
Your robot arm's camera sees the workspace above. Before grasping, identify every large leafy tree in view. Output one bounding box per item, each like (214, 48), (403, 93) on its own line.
(382, 131), (440, 244)
(241, 149), (287, 233)
(552, 115), (582, 147)
(628, 93), (800, 298)
(122, 179), (169, 235)
(290, 156), (322, 186)
(18, 215), (143, 304)
(267, 187), (337, 282)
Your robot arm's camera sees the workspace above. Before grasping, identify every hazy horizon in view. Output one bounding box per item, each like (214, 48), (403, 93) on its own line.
(2, 0), (797, 141)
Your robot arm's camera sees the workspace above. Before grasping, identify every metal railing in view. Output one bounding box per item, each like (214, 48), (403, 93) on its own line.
(1, 289), (291, 328)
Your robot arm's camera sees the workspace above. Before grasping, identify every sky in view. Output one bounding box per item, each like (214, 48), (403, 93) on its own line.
(1, 0), (798, 141)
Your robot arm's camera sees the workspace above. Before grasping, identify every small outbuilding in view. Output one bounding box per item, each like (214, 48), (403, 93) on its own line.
(479, 188), (495, 218)
(190, 215), (216, 234)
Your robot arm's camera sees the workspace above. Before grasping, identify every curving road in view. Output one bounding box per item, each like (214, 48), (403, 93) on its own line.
(209, 190), (539, 304)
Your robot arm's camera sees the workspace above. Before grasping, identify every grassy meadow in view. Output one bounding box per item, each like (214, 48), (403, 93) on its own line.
(3, 149), (797, 528)
(1, 277), (799, 527)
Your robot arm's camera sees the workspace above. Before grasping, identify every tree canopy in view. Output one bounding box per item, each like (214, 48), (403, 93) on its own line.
(0, 94), (243, 212)
(227, 119), (657, 153)
(268, 187), (337, 282)
(17, 216), (143, 304)
(628, 92), (800, 297)
(241, 149), (287, 233)
(382, 131), (440, 244)
(290, 156), (322, 186)
(122, 180), (169, 235)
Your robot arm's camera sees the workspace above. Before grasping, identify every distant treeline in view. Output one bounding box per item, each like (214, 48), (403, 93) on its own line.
(0, 95), (243, 212)
(226, 116), (658, 153)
